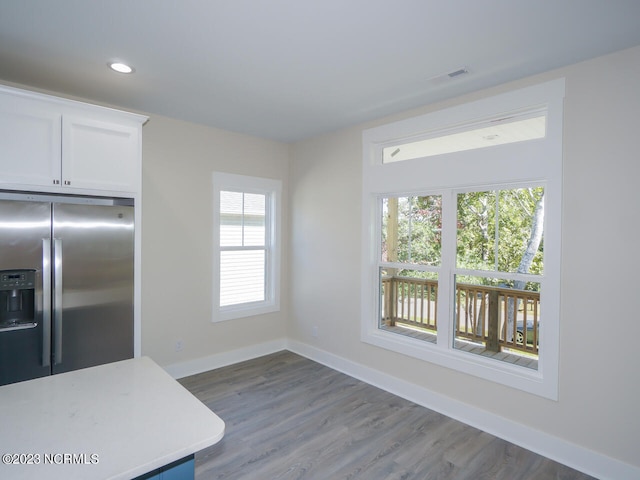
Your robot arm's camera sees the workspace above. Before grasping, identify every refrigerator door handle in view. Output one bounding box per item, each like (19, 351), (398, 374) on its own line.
(53, 238), (63, 366)
(0, 323), (38, 333)
(42, 238), (52, 367)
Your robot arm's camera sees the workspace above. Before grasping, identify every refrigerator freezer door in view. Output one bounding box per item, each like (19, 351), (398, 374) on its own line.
(51, 203), (134, 374)
(0, 200), (51, 385)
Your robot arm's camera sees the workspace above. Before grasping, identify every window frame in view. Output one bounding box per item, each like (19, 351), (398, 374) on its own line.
(212, 172), (281, 322)
(361, 79), (564, 400)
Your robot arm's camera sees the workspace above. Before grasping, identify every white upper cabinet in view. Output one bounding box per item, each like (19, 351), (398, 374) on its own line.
(0, 93), (62, 188)
(0, 85), (147, 196)
(62, 116), (140, 192)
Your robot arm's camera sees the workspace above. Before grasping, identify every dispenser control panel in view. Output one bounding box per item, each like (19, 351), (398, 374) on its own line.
(0, 270), (36, 290)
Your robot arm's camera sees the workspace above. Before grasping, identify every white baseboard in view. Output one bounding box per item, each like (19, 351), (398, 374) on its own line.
(163, 339), (287, 379)
(286, 339), (640, 480)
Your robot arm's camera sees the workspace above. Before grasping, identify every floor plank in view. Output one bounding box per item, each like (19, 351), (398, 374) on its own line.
(179, 351), (595, 480)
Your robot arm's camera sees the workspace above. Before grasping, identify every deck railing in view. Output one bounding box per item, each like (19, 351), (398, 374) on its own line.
(381, 276), (539, 355)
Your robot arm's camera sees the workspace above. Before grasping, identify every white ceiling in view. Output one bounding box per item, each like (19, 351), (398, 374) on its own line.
(1, 1), (640, 143)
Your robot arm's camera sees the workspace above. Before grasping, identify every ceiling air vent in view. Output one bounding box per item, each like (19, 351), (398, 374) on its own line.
(447, 67), (468, 78)
(427, 66), (469, 85)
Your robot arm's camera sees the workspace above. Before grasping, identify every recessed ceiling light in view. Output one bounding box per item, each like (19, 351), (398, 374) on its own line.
(109, 62), (134, 74)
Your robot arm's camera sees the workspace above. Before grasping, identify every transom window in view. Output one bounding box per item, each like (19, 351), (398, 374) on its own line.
(382, 112), (546, 163)
(362, 79), (564, 399)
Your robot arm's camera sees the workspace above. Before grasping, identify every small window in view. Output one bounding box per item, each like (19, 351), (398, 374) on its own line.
(219, 191), (267, 306)
(212, 172), (281, 322)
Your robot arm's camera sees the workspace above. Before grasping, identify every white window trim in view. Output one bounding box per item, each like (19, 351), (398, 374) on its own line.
(361, 79), (564, 400)
(212, 172), (281, 322)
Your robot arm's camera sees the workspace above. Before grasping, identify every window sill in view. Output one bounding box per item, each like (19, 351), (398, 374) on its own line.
(214, 302), (279, 323)
(379, 324), (538, 370)
(362, 325), (556, 400)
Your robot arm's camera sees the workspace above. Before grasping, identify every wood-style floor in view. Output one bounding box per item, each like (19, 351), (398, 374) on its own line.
(179, 351), (595, 480)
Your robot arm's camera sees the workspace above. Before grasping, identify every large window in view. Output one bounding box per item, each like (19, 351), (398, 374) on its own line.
(362, 80), (564, 399)
(212, 172), (281, 322)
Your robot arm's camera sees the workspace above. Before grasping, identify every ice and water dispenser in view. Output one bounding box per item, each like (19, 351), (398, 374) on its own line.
(0, 269), (36, 330)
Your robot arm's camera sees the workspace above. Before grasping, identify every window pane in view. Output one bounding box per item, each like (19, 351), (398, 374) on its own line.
(379, 267), (437, 344)
(220, 191), (266, 247)
(220, 191), (243, 247)
(497, 188), (544, 275)
(457, 187), (544, 275)
(381, 195), (441, 266)
(453, 274), (539, 370)
(382, 115), (546, 163)
(243, 193), (266, 247)
(220, 249), (265, 306)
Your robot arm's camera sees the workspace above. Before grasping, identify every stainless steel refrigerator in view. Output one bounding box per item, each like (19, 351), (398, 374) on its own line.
(0, 192), (134, 386)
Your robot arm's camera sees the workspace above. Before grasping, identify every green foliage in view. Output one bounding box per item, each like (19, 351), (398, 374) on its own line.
(382, 187), (544, 287)
(382, 195), (442, 271)
(456, 187), (544, 288)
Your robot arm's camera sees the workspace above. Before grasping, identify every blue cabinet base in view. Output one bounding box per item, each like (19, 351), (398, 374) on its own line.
(134, 455), (195, 480)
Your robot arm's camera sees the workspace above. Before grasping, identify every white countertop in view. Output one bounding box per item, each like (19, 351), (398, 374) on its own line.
(0, 357), (225, 480)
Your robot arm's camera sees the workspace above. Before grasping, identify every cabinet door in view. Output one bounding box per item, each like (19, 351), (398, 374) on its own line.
(62, 115), (139, 193)
(0, 93), (61, 187)
(159, 457), (194, 480)
(132, 457), (194, 480)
